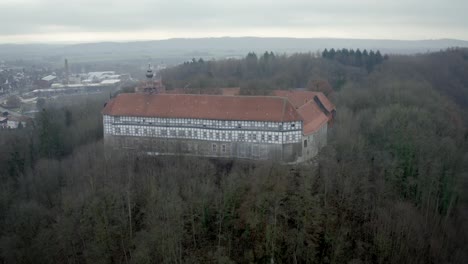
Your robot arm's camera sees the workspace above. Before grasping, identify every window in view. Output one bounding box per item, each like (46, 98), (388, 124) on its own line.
(248, 133), (252, 140)
(216, 132), (220, 139)
(170, 130), (176, 136)
(161, 129), (167, 136)
(286, 135), (290, 141)
(151, 129), (155, 135)
(126, 127), (130, 134)
(114, 116), (120, 122)
(115, 127), (121, 134)
(222, 133), (226, 139)
(291, 124), (296, 128)
(228, 133), (232, 139)
(261, 134), (265, 141)
(212, 143), (217, 152)
(253, 134), (257, 140)
(188, 130), (192, 137)
(209, 132), (213, 138)
(203, 132), (207, 138)
(274, 135), (279, 141)
(268, 135), (272, 141)
(238, 133), (245, 140)
(237, 123), (242, 128)
(143, 129), (147, 135)
(304, 139), (308, 148)
(135, 128), (139, 134)
(179, 130), (185, 137)
(292, 135), (296, 141)
(194, 131), (198, 137)
(221, 144), (226, 153)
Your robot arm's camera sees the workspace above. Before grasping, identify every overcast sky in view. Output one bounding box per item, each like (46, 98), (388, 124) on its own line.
(0, 0), (467, 43)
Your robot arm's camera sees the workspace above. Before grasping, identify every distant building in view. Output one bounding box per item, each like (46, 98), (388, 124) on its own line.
(5, 115), (31, 129)
(102, 90), (335, 163)
(0, 117), (7, 128)
(37, 75), (57, 88)
(42, 75), (57, 82)
(84, 71), (117, 83)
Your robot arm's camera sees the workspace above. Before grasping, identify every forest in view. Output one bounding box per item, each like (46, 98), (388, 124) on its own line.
(0, 48), (468, 263)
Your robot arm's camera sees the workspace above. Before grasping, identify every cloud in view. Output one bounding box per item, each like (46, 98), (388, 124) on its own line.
(0, 0), (467, 42)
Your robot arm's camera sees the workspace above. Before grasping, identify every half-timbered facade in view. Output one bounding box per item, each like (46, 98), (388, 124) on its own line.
(102, 91), (335, 163)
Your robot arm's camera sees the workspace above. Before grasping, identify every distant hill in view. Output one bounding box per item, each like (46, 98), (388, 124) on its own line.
(1, 37), (468, 63)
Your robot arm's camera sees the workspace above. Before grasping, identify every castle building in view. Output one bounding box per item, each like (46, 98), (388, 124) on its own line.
(102, 90), (335, 163)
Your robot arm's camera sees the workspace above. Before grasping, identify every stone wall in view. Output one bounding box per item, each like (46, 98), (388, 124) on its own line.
(104, 134), (303, 162)
(299, 123), (328, 162)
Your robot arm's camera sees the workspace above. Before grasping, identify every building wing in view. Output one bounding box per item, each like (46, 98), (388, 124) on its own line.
(273, 90), (336, 131)
(103, 90), (335, 135)
(103, 93), (302, 122)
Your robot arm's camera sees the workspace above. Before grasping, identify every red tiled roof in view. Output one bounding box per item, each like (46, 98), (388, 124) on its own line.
(297, 101), (329, 135)
(315, 92), (335, 113)
(103, 93), (302, 122)
(273, 90), (335, 112)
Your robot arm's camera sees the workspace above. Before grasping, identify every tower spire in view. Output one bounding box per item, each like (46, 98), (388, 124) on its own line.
(145, 63), (154, 79)
(140, 62), (165, 94)
(144, 63), (155, 93)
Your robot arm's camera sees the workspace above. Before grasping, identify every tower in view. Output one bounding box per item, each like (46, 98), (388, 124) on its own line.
(136, 62), (165, 94)
(145, 63), (154, 93)
(64, 58), (69, 85)
(145, 63), (154, 80)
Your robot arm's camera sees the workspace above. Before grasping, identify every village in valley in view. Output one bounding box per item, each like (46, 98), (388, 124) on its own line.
(0, 59), (130, 129)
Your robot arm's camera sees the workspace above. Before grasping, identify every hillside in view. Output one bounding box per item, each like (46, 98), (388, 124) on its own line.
(0, 49), (467, 263)
(1, 37), (468, 63)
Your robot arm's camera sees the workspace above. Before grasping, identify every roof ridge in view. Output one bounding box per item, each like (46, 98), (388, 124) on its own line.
(281, 97), (287, 122)
(297, 100), (312, 110)
(124, 92), (292, 100)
